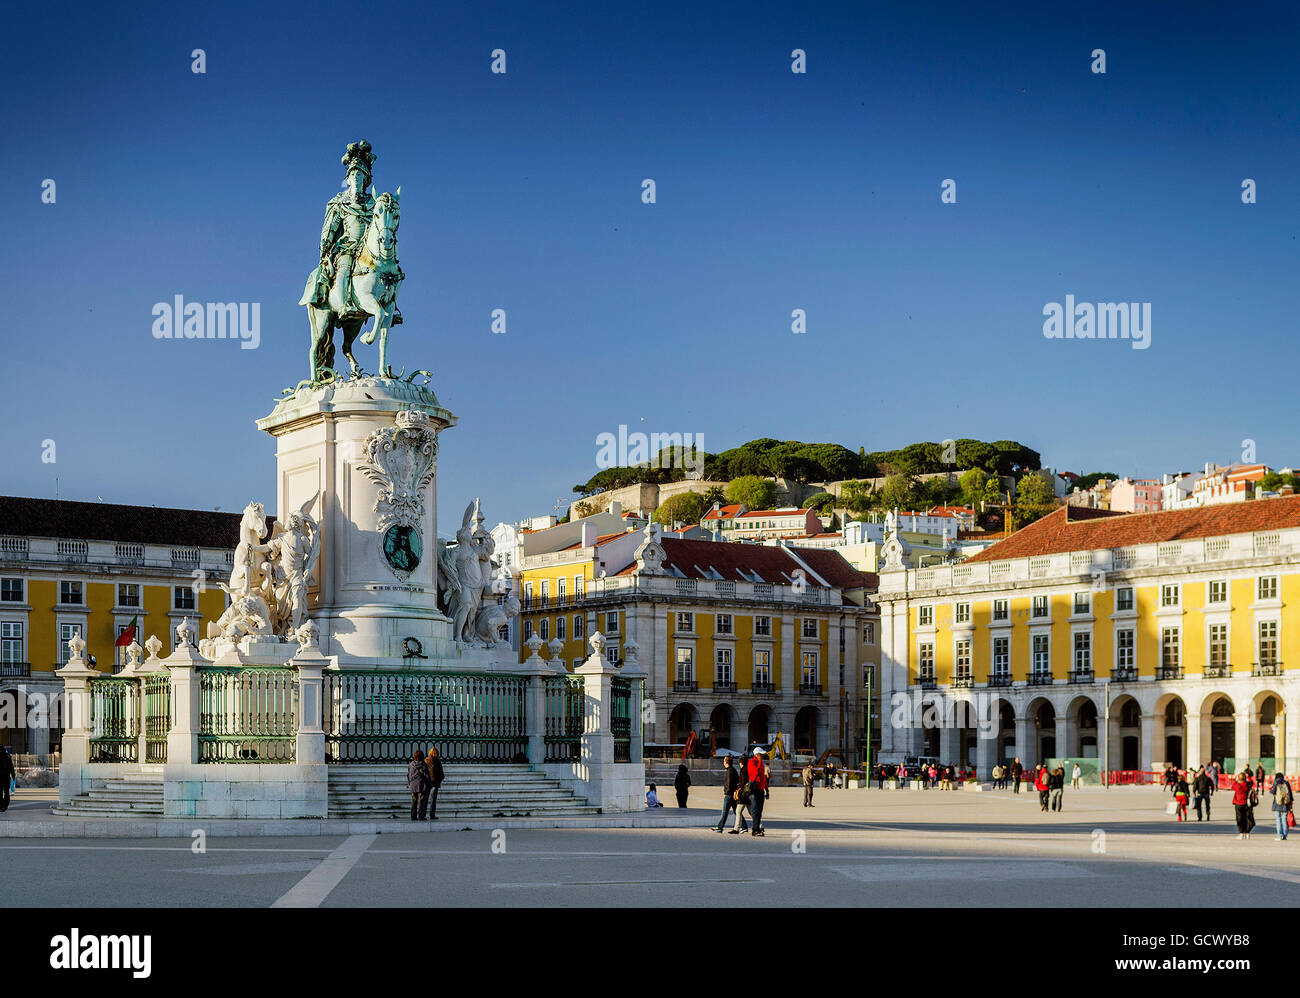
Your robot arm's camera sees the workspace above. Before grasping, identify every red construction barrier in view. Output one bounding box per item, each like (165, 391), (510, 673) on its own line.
(1105, 770), (1163, 786)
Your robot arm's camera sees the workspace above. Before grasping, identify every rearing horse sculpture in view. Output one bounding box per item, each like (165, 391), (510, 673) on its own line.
(300, 189), (404, 381)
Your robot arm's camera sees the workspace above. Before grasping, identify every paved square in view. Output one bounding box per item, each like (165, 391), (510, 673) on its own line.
(3, 784), (1298, 907)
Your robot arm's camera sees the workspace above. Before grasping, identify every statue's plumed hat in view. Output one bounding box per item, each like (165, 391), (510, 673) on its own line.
(342, 140), (376, 180)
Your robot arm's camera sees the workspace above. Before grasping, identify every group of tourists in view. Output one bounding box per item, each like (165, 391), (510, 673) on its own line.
(872, 762), (976, 789)
(405, 747), (446, 820)
(709, 748), (770, 836)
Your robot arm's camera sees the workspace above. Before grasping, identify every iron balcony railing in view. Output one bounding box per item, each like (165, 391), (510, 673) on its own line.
(1112, 666), (1138, 682)
(1253, 661), (1282, 677)
(1069, 670), (1094, 685)
(918, 677), (938, 690)
(672, 679), (698, 693)
(988, 674), (1013, 688)
(1203, 664), (1231, 679)
(713, 680), (737, 694)
(0, 661), (31, 678)
(799, 683), (824, 696)
(751, 681), (775, 696)
(1157, 665), (1183, 680)
(1028, 672), (1054, 686)
(323, 670), (525, 764)
(952, 675), (974, 689)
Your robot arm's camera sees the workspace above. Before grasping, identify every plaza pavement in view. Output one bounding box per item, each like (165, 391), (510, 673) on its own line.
(3, 782), (1299, 906)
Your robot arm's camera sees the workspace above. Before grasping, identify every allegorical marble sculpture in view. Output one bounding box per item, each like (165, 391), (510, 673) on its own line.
(299, 140), (405, 382)
(210, 496), (321, 643)
(437, 499), (515, 648)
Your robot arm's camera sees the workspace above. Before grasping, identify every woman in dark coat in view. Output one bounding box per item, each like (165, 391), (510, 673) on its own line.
(674, 763), (692, 807)
(426, 746), (445, 820)
(407, 749), (432, 821)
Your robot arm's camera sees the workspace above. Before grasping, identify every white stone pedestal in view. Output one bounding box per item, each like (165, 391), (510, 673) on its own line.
(257, 377), (457, 666)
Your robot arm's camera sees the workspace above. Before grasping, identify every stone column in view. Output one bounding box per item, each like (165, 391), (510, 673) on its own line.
(1014, 715), (1033, 768)
(1139, 712), (1155, 771)
(55, 633), (96, 805)
(975, 722), (996, 781)
(1054, 714), (1069, 763)
(1235, 703), (1256, 770)
(1185, 712), (1202, 772)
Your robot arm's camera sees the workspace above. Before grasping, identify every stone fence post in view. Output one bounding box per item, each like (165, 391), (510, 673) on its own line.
(163, 622), (207, 808)
(55, 632), (95, 805)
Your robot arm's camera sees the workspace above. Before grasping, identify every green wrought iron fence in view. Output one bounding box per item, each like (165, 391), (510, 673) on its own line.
(88, 677), (139, 763)
(197, 667), (297, 763)
(612, 677), (632, 763)
(143, 672), (171, 763)
(323, 670), (527, 763)
(544, 675), (584, 762)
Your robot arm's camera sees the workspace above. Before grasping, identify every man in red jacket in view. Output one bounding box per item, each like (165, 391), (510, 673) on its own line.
(1034, 764), (1050, 812)
(747, 748), (769, 837)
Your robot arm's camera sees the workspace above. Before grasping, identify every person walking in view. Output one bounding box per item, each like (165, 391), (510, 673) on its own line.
(407, 749), (431, 821)
(1271, 771), (1293, 841)
(425, 746), (445, 820)
(1173, 771), (1190, 821)
(1035, 764), (1050, 812)
(1256, 763), (1266, 788)
(1193, 767), (1212, 821)
(674, 763), (692, 808)
(1049, 765), (1065, 812)
(802, 762), (816, 808)
(1011, 757), (1023, 795)
(0, 746), (13, 813)
(714, 755), (742, 832)
(747, 748), (769, 836)
(1232, 772), (1255, 839)
(1071, 762), (1082, 790)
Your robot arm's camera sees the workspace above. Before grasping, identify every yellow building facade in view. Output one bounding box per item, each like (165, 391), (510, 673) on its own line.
(876, 498), (1300, 777)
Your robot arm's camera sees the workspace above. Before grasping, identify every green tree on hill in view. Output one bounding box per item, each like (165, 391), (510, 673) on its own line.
(726, 475), (777, 510)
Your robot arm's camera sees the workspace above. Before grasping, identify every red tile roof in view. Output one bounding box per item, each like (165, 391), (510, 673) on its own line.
(701, 504), (744, 521)
(786, 547), (878, 591)
(964, 496), (1300, 563)
(735, 508), (810, 519)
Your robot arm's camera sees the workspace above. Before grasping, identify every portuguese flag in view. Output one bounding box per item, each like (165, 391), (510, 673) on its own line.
(115, 615), (139, 647)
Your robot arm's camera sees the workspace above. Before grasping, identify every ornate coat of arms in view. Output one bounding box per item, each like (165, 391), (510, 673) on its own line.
(359, 409), (439, 579)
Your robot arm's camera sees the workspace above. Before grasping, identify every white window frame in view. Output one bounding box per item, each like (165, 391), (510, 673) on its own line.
(676, 611), (693, 633)
(954, 602), (971, 625)
(802, 618), (818, 639)
(1031, 595), (1048, 619)
(992, 598), (1009, 622)
(716, 613), (733, 635)
(918, 605), (934, 627)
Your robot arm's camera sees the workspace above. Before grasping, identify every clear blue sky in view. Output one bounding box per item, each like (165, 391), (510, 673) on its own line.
(7, 0), (1299, 529)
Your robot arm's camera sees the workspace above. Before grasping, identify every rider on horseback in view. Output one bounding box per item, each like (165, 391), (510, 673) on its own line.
(301, 140), (376, 315)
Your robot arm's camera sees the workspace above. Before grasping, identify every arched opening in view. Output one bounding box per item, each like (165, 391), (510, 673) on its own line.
(1160, 696), (1186, 769)
(0, 687), (27, 754)
(747, 704), (772, 746)
(1256, 694), (1281, 769)
(1071, 697), (1099, 758)
(1030, 699), (1056, 764)
(1210, 696), (1235, 769)
(921, 700), (940, 757)
(1116, 696), (1141, 770)
(996, 701), (1016, 763)
(668, 702), (698, 746)
(794, 706), (820, 755)
(710, 704), (733, 750)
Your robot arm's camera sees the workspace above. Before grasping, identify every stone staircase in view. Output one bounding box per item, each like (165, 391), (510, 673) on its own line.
(52, 772), (164, 817)
(327, 763), (602, 819)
